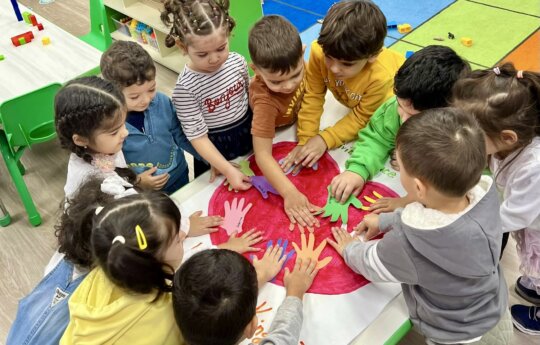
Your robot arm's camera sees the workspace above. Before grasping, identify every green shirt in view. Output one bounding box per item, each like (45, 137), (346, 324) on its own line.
(345, 97), (401, 180)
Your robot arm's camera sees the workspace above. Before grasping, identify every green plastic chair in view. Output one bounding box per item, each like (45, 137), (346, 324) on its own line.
(0, 83), (62, 226)
(0, 198), (10, 227)
(79, 0), (112, 52)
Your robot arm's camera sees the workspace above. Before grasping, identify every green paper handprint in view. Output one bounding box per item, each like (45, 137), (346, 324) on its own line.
(238, 160), (255, 177)
(318, 186), (363, 225)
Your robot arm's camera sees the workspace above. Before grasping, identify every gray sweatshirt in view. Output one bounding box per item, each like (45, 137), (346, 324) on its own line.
(344, 176), (508, 343)
(257, 297), (303, 345)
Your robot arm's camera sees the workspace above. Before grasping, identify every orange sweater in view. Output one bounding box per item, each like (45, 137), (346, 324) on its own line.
(297, 41), (404, 148)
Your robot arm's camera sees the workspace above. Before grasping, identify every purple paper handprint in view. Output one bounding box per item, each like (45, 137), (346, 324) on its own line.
(250, 176), (279, 199)
(222, 198), (252, 235)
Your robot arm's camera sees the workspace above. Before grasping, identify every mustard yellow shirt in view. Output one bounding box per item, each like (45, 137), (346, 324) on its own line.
(297, 41), (404, 148)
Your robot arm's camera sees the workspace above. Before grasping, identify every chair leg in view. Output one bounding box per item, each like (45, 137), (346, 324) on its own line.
(0, 198), (11, 227)
(0, 135), (41, 226)
(17, 160), (25, 175)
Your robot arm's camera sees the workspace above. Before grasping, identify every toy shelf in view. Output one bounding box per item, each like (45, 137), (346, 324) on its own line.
(104, 0), (188, 73)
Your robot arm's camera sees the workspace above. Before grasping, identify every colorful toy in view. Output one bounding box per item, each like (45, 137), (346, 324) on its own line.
(405, 50), (415, 59)
(461, 37), (473, 47)
(22, 11), (32, 24)
(11, 31), (33, 46)
(0, 55), (5, 61)
(18, 37), (26, 45)
(387, 20), (398, 29)
(42, 37), (51, 45)
(397, 23), (412, 34)
(29, 14), (38, 26)
(37, 23), (44, 31)
(11, 0), (23, 21)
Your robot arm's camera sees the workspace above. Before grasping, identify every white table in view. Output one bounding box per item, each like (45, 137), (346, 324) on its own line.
(0, 0), (103, 103)
(171, 92), (411, 344)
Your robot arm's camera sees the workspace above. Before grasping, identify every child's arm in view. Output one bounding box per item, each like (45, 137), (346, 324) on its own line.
(328, 212), (418, 284)
(252, 244), (286, 288)
(136, 167), (170, 190)
(331, 98), (401, 202)
(254, 137), (319, 228)
(167, 97), (202, 160)
(257, 258), (318, 345)
(191, 135), (252, 190)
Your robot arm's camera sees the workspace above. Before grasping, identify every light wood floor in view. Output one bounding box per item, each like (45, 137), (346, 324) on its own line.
(0, 1), (535, 344)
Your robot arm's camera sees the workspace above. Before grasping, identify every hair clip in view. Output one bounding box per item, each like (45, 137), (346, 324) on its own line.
(516, 70), (524, 79)
(112, 235), (126, 245)
(135, 225), (147, 250)
(493, 67), (501, 75)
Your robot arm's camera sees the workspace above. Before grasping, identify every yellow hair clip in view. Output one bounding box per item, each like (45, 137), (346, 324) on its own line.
(135, 225), (147, 250)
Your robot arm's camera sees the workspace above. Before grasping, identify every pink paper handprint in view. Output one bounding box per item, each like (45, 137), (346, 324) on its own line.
(221, 198), (253, 235)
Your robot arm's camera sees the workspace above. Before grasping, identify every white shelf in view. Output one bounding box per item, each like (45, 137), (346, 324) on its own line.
(111, 31), (188, 73)
(104, 0), (171, 34)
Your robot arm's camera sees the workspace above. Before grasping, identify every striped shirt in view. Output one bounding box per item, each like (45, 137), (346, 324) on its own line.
(172, 52), (249, 140)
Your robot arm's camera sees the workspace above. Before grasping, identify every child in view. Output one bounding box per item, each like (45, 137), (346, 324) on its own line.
(54, 76), (135, 199)
(248, 15), (319, 229)
(330, 45), (470, 203)
(161, 0), (252, 191)
(60, 190), (263, 344)
(6, 178), (114, 345)
(100, 40), (201, 194)
(329, 108), (512, 344)
(281, 0), (404, 173)
(54, 76), (221, 236)
(173, 249), (318, 345)
(452, 63), (540, 335)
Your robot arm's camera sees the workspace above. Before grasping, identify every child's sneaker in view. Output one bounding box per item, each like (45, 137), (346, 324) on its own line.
(511, 304), (540, 335)
(515, 277), (540, 305)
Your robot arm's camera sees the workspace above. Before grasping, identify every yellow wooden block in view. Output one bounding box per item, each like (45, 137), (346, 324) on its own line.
(461, 37), (473, 47)
(42, 37), (51, 45)
(397, 23), (412, 34)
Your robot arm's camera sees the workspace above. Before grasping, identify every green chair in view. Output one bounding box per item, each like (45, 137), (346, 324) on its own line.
(0, 198), (10, 227)
(0, 83), (62, 226)
(79, 0), (112, 52)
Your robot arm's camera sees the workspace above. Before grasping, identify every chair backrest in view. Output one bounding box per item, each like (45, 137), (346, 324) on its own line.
(0, 83), (62, 154)
(79, 0), (112, 51)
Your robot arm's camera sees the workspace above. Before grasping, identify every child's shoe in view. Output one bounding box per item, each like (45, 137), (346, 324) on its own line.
(515, 277), (540, 305)
(511, 304), (540, 335)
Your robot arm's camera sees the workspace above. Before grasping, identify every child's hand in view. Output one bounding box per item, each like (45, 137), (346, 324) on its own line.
(252, 244), (286, 286)
(296, 135), (327, 169)
(328, 227), (359, 256)
(370, 195), (412, 214)
(218, 228), (263, 254)
(284, 258), (319, 299)
(283, 189), (321, 229)
(137, 167), (170, 190)
(353, 213), (380, 241)
(330, 171), (365, 204)
(280, 145), (303, 175)
(224, 165), (252, 191)
(187, 211), (223, 237)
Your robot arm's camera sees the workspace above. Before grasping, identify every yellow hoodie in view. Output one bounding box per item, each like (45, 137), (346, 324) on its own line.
(297, 41), (404, 149)
(60, 267), (183, 345)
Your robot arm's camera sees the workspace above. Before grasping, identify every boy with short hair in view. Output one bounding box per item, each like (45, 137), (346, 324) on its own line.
(281, 0), (404, 172)
(173, 249), (318, 345)
(329, 108), (512, 345)
(248, 15), (319, 229)
(330, 45), (470, 203)
(101, 40), (200, 194)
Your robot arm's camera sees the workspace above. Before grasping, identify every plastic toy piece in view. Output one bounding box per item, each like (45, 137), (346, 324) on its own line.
(250, 176), (279, 199)
(11, 31), (33, 47)
(448, 32), (455, 39)
(461, 37), (473, 47)
(387, 21), (398, 29)
(22, 11), (32, 24)
(18, 37), (26, 45)
(29, 14), (38, 26)
(37, 23), (44, 31)
(42, 37), (51, 45)
(405, 50), (414, 59)
(397, 23), (412, 34)
(0, 55), (4, 61)
(11, 0), (23, 21)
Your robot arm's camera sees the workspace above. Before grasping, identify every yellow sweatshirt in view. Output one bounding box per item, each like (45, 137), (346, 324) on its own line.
(60, 267), (183, 345)
(297, 41), (404, 148)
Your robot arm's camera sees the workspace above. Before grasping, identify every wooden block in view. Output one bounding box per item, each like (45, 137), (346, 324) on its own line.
(37, 23), (44, 31)
(461, 37), (473, 47)
(30, 14), (38, 26)
(18, 37), (26, 45)
(22, 11), (32, 24)
(42, 37), (51, 45)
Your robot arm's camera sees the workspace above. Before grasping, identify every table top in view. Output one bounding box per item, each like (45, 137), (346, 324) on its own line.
(0, 0), (103, 104)
(171, 92), (410, 344)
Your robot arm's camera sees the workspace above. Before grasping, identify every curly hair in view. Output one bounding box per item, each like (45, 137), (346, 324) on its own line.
(161, 0), (236, 48)
(100, 41), (156, 88)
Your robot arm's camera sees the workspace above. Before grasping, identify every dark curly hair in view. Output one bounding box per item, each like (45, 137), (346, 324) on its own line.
(161, 0), (236, 48)
(100, 41), (156, 88)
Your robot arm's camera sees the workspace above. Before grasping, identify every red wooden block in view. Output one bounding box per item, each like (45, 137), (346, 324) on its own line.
(30, 14), (38, 26)
(11, 37), (21, 46)
(10, 31), (33, 46)
(37, 23), (43, 31)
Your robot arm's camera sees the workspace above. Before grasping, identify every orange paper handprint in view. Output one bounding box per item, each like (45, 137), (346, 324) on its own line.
(291, 232), (332, 269)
